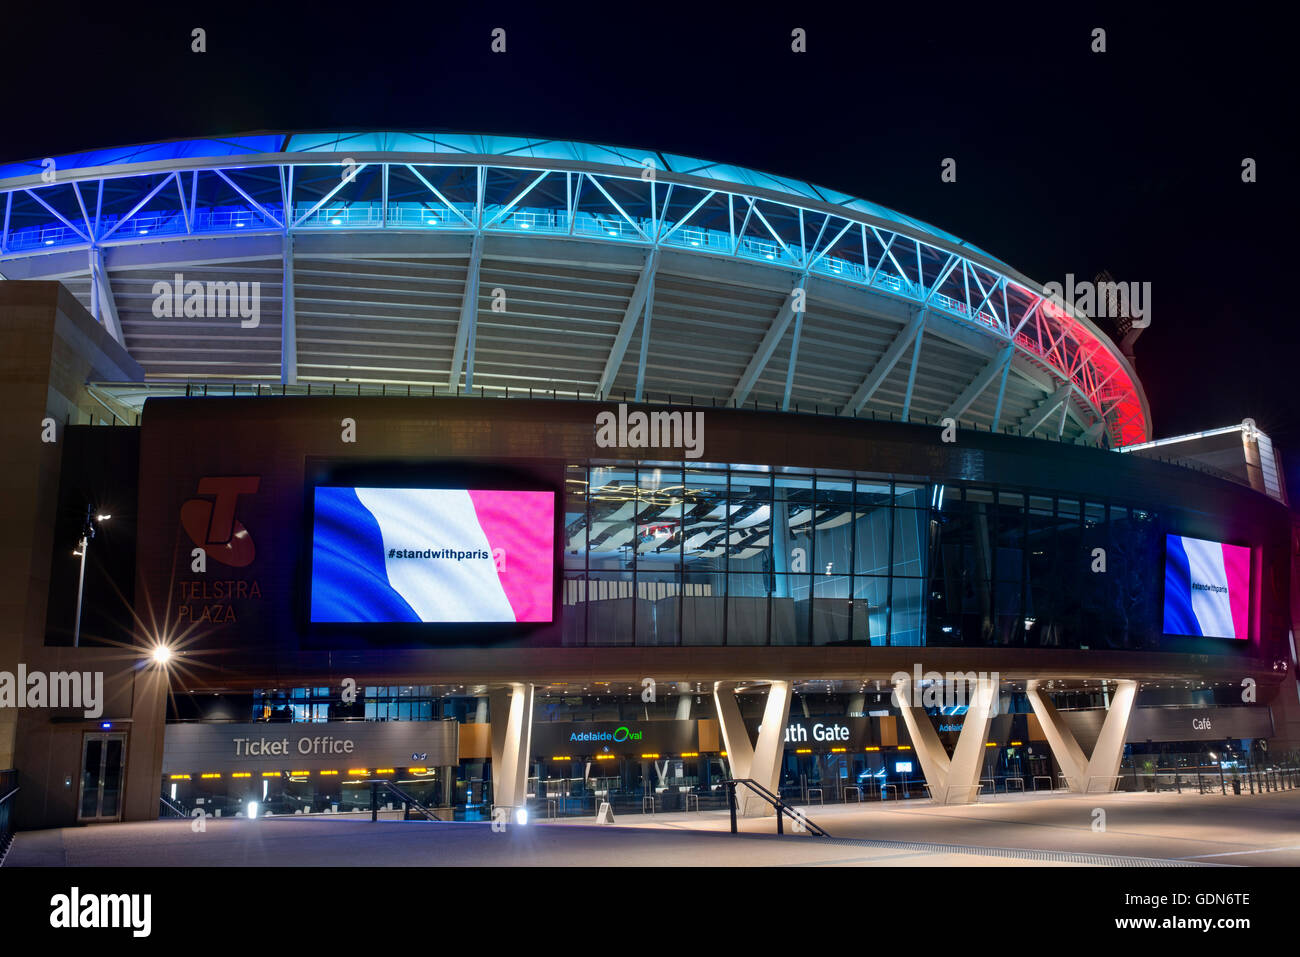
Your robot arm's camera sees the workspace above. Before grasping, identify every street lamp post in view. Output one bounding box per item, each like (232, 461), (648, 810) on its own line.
(72, 505), (110, 648)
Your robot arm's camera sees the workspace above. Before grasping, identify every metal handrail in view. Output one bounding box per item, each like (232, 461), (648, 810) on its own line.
(0, 772), (18, 862)
(369, 779), (439, 822)
(724, 778), (830, 838)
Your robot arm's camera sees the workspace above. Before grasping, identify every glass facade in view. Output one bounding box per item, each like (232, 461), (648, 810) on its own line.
(562, 463), (1171, 649)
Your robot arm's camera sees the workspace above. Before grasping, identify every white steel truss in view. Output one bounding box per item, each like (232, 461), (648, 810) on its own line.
(0, 134), (1149, 446)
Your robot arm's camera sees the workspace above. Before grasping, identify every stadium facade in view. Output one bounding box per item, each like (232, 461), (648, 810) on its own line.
(0, 133), (1296, 830)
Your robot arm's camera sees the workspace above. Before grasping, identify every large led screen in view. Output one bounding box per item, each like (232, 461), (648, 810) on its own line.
(1163, 534), (1249, 640)
(311, 487), (555, 623)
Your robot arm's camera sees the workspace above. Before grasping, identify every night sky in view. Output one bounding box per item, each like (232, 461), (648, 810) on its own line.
(5, 3), (1296, 499)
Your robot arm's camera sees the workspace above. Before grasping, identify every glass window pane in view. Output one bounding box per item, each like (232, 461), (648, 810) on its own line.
(770, 575), (808, 645)
(893, 482), (927, 508)
(854, 480), (892, 507)
(726, 574), (768, 645)
(637, 571), (680, 646)
(587, 572), (635, 646)
(891, 508), (927, 577)
(587, 467), (637, 567)
(814, 477), (853, 504)
(812, 575), (850, 644)
(563, 573), (588, 646)
(564, 464), (588, 569)
(681, 570), (724, 645)
(889, 577), (926, 646)
(682, 468), (728, 567)
(853, 576), (888, 645)
(853, 499), (892, 576)
(813, 500), (852, 578)
(636, 465), (683, 568)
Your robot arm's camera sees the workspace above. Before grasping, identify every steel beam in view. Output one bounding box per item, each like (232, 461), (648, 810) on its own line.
(900, 323), (926, 422)
(1019, 382), (1073, 435)
(943, 344), (1014, 423)
(781, 308), (804, 412)
(596, 247), (659, 399)
(841, 309), (927, 415)
(281, 232), (297, 384)
(731, 278), (802, 406)
(89, 246), (123, 345)
(1075, 419), (1108, 447)
(448, 232), (484, 389)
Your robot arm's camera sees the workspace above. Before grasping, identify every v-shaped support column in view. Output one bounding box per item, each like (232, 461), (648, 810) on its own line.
(893, 675), (999, 804)
(714, 680), (792, 817)
(489, 683), (535, 813)
(1026, 679), (1137, 793)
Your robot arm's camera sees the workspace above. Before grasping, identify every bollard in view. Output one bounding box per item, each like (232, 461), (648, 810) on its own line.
(727, 781), (737, 834)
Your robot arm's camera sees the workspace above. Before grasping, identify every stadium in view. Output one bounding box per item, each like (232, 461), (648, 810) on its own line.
(0, 132), (1296, 831)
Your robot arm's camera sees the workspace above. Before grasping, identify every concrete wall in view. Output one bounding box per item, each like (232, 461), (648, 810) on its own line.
(0, 281), (147, 828)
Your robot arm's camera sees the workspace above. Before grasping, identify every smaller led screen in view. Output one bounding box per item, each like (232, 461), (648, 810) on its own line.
(1163, 534), (1250, 640)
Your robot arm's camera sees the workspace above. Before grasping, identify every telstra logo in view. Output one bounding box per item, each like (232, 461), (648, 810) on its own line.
(180, 477), (260, 567)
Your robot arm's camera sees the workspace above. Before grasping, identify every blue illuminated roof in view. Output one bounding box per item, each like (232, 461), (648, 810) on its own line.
(0, 131), (1006, 267)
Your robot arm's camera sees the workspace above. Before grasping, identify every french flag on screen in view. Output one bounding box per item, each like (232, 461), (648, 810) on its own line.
(1163, 534), (1249, 640)
(311, 487), (554, 623)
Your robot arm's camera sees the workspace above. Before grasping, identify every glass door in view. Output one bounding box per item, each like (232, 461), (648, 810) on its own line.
(78, 732), (128, 822)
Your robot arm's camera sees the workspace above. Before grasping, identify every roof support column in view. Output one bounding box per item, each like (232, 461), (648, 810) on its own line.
(280, 232), (296, 384)
(900, 322), (926, 422)
(842, 308), (927, 416)
(713, 680), (792, 817)
(633, 271), (654, 401)
(448, 232), (484, 390)
(781, 308), (803, 412)
(488, 682), (535, 815)
(943, 344), (1014, 424)
(596, 247), (659, 399)
(730, 278), (802, 407)
(893, 673), (998, 804)
(991, 354), (1012, 432)
(88, 246), (123, 345)
(1026, 679), (1137, 793)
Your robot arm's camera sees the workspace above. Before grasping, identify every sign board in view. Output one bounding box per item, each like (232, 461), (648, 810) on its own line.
(162, 721), (459, 773)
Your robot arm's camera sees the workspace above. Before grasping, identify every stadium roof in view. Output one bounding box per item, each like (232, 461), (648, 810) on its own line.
(0, 132), (1149, 446)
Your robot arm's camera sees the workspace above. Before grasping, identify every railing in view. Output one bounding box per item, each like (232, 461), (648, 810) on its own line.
(724, 778), (830, 837)
(0, 769), (17, 862)
(159, 794), (187, 818)
(368, 779), (441, 822)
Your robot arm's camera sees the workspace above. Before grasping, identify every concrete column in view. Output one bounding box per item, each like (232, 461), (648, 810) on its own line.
(124, 660), (170, 821)
(713, 680), (792, 816)
(944, 676), (998, 804)
(712, 682), (753, 781)
(675, 682), (692, 720)
(1026, 679), (1137, 793)
(893, 675), (998, 805)
(892, 676), (949, 797)
(488, 683), (534, 814)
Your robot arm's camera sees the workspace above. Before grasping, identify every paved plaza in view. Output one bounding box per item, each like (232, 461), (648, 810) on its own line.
(6, 788), (1297, 867)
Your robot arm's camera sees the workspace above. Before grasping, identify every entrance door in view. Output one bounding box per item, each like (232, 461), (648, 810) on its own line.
(78, 732), (128, 822)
